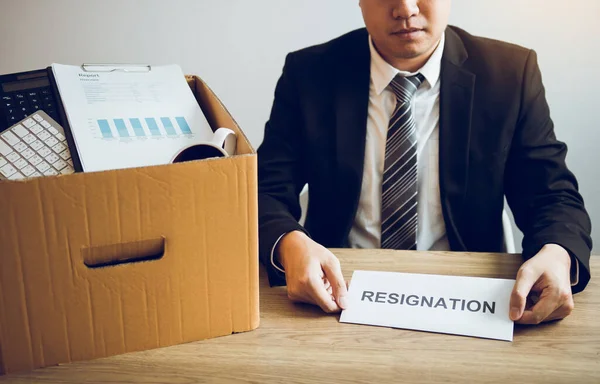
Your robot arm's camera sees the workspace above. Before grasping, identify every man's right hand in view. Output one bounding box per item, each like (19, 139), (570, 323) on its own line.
(277, 231), (348, 313)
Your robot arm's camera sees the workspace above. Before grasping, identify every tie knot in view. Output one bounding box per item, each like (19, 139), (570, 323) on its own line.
(389, 73), (425, 103)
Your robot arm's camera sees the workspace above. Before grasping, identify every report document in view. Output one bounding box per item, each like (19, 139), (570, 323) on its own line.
(51, 63), (215, 172)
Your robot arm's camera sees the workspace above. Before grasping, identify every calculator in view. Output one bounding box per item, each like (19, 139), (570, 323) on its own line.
(0, 69), (61, 132)
(0, 110), (74, 181)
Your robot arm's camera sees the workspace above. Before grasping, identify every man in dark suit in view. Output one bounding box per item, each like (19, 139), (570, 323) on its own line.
(257, 0), (592, 324)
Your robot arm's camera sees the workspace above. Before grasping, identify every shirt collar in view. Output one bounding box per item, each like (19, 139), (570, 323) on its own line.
(369, 32), (445, 96)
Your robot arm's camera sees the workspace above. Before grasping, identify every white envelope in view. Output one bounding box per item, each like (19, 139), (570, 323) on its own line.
(340, 270), (515, 341)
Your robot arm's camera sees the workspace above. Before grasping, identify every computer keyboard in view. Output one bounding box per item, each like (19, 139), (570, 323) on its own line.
(0, 110), (74, 181)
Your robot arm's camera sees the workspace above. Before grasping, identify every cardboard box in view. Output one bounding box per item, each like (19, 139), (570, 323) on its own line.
(0, 75), (260, 375)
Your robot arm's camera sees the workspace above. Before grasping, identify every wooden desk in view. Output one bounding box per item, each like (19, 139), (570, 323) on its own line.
(1, 250), (598, 383)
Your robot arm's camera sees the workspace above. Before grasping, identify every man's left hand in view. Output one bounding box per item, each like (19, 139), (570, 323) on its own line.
(509, 244), (574, 324)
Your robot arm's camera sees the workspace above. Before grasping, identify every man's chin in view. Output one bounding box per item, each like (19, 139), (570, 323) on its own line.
(391, 48), (430, 61)
(385, 39), (431, 59)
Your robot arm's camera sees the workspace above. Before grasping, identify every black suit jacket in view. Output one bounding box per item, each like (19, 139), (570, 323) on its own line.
(257, 26), (593, 292)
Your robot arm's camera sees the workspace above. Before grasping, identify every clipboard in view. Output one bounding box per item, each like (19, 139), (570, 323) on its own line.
(46, 62), (219, 173)
(47, 63), (154, 172)
(81, 63), (152, 73)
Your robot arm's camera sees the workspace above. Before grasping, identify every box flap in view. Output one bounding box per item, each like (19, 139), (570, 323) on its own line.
(186, 75), (255, 156)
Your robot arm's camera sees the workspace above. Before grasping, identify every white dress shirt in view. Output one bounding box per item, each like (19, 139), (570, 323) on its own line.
(348, 33), (448, 250)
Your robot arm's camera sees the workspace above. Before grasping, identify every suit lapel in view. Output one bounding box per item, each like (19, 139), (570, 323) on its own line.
(439, 28), (476, 251)
(333, 30), (371, 245)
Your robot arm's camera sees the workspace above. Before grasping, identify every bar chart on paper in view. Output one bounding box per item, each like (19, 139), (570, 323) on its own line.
(96, 116), (193, 139)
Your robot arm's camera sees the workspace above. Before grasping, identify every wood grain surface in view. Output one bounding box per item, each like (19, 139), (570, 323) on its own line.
(1, 249), (598, 383)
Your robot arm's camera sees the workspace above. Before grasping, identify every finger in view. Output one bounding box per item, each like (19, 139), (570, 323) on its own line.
(289, 276), (336, 311)
(517, 293), (560, 325)
(307, 275), (340, 313)
(321, 257), (348, 309)
(543, 295), (575, 322)
(510, 266), (541, 321)
(545, 308), (572, 322)
(542, 304), (568, 322)
(287, 284), (316, 305)
(323, 278), (331, 291)
(287, 274), (321, 305)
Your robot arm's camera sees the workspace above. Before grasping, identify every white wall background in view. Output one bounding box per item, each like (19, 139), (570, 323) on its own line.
(1, 0), (598, 252)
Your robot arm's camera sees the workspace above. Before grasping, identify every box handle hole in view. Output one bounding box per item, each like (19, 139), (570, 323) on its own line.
(82, 237), (165, 269)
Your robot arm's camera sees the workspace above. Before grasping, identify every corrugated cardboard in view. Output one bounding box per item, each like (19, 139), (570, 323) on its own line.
(0, 75), (260, 375)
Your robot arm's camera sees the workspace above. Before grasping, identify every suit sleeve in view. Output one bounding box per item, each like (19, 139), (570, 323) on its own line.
(257, 53), (311, 287)
(505, 49), (593, 294)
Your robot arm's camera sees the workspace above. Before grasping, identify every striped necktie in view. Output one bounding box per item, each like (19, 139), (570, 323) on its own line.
(380, 73), (424, 250)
